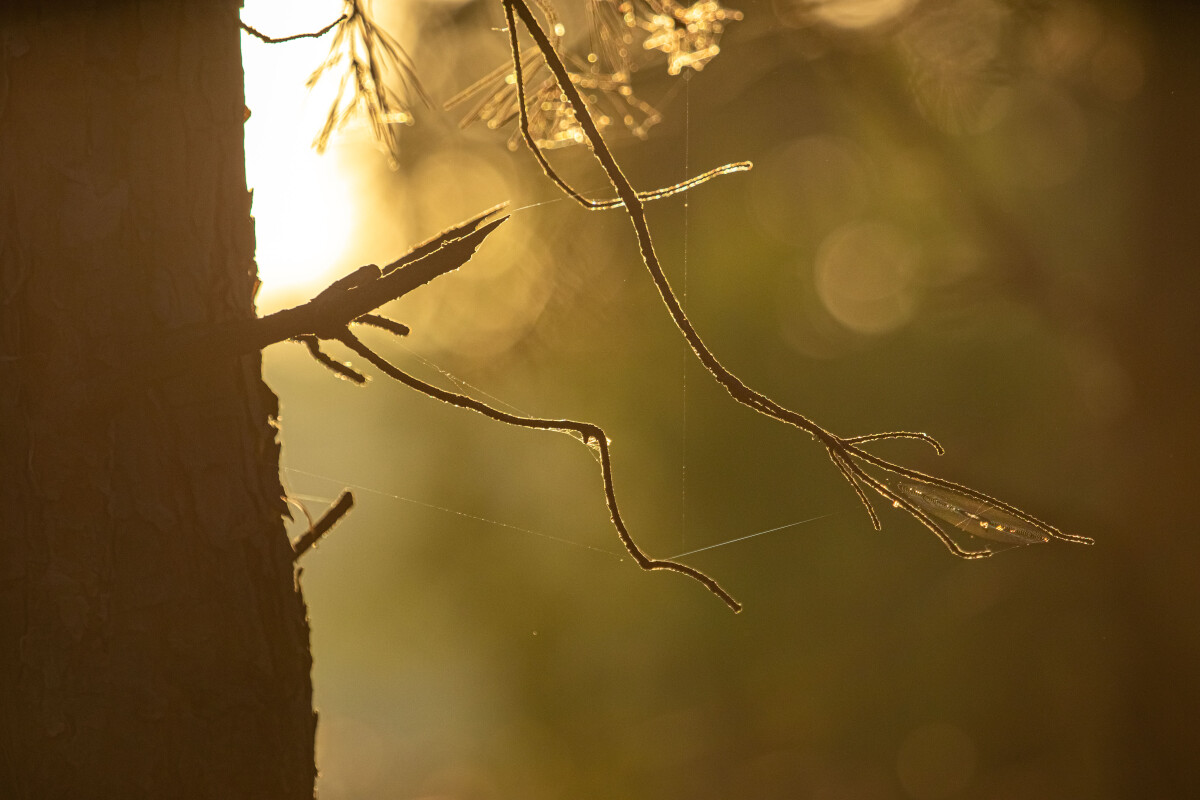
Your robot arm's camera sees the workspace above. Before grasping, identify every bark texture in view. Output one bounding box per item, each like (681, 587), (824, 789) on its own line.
(0, 3), (316, 797)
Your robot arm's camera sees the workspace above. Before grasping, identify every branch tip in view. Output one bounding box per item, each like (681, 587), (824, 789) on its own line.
(354, 313), (410, 337)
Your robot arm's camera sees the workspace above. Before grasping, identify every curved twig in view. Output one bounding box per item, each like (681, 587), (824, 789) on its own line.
(842, 459), (992, 559)
(292, 334), (367, 384)
(843, 431), (945, 456)
(589, 162), (754, 210)
(241, 14), (347, 44)
(844, 442), (1094, 546)
(331, 327), (742, 612)
(827, 448), (880, 531)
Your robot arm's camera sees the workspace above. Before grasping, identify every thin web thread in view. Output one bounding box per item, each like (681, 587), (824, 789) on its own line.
(286, 466), (832, 565)
(395, 341), (529, 417)
(679, 71), (691, 554)
(285, 466), (624, 560)
(671, 513), (836, 559)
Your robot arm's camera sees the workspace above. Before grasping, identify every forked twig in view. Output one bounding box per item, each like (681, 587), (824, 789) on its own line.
(355, 313), (410, 337)
(502, 0), (1094, 559)
(293, 334), (367, 384)
(330, 327), (742, 612)
(827, 448), (880, 531)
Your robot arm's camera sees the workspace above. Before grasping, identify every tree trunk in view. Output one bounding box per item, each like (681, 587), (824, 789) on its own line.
(0, 3), (316, 797)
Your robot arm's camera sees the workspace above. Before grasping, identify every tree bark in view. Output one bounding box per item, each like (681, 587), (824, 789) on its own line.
(0, 3), (316, 797)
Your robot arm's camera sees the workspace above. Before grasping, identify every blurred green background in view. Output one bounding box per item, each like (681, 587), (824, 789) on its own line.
(244, 0), (1199, 796)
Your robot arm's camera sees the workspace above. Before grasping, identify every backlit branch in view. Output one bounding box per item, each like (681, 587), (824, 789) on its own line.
(329, 327), (742, 612)
(498, 9), (751, 210)
(502, 0), (1094, 560)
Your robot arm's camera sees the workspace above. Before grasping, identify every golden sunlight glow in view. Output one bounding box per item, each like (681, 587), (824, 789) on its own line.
(241, 0), (356, 306)
(814, 219), (919, 335)
(809, 0), (918, 30)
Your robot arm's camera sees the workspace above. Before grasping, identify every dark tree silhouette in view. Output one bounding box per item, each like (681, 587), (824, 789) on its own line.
(0, 3), (316, 796)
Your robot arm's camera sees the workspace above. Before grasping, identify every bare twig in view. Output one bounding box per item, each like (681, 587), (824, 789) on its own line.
(502, 0), (1093, 558)
(354, 314), (410, 337)
(292, 334), (368, 384)
(328, 327), (742, 612)
(241, 15), (347, 44)
(843, 431), (945, 455)
(292, 491), (356, 559)
(157, 209), (506, 375)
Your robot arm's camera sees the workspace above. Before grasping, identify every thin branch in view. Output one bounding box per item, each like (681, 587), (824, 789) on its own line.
(292, 491), (356, 559)
(843, 431), (945, 455)
(292, 334), (367, 383)
(828, 447), (880, 531)
(505, 0), (831, 443)
(240, 15), (347, 44)
(500, 6), (751, 210)
(604, 162), (753, 209)
(354, 314), (410, 336)
(331, 327), (742, 613)
(503, 0), (1093, 558)
(842, 459), (991, 559)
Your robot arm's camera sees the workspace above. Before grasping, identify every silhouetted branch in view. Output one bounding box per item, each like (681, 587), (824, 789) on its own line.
(843, 431), (945, 455)
(292, 491), (356, 559)
(241, 15), (347, 44)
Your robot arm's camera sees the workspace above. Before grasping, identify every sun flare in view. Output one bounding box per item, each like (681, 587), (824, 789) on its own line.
(241, 0), (356, 308)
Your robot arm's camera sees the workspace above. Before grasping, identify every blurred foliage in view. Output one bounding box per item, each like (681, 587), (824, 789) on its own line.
(251, 0), (1199, 797)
